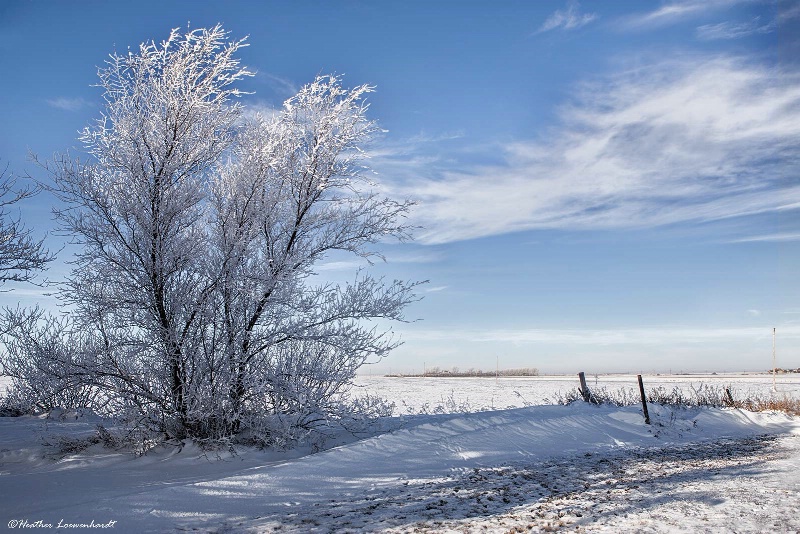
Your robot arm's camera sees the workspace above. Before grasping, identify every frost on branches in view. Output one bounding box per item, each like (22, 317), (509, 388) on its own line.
(2, 25), (420, 446)
(0, 167), (53, 285)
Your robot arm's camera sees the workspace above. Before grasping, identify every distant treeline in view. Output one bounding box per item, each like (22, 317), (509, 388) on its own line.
(774, 368), (800, 374)
(387, 367), (539, 378)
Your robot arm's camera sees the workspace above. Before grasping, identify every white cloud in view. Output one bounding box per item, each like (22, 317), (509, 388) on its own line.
(388, 251), (444, 264)
(46, 97), (91, 111)
(425, 286), (448, 293)
(315, 260), (366, 271)
(240, 100), (280, 122)
(624, 2), (707, 27)
(4, 287), (54, 298)
(256, 72), (298, 98)
(368, 131), (465, 161)
(376, 57), (800, 244)
(779, 2), (800, 23)
(314, 249), (442, 272)
(537, 1), (597, 33)
(730, 232), (800, 243)
(748, 309), (761, 317)
(696, 18), (775, 40)
(620, 0), (763, 29)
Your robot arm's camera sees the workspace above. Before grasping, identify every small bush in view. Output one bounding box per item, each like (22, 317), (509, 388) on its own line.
(737, 395), (800, 416)
(553, 383), (800, 416)
(41, 424), (127, 457)
(0, 391), (28, 417)
(551, 386), (639, 406)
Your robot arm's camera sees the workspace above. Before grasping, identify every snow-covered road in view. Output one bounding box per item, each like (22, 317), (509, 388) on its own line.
(370, 434), (800, 533)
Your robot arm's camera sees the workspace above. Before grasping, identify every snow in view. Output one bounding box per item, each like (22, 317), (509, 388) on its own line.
(353, 373), (800, 414)
(1, 376), (799, 532)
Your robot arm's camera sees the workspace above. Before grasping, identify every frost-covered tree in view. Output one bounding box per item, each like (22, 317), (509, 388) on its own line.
(40, 26), (418, 442)
(0, 167), (53, 285)
(47, 25), (251, 433)
(205, 77), (418, 436)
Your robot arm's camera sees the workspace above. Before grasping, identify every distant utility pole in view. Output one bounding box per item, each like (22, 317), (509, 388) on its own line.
(772, 327), (777, 393)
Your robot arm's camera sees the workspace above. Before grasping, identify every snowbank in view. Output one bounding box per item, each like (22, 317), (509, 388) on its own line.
(0, 403), (797, 532)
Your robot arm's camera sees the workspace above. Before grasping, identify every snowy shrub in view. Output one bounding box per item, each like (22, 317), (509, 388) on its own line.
(401, 390), (485, 415)
(552, 382), (800, 416)
(551, 386), (638, 406)
(0, 392), (26, 417)
(0, 307), (110, 415)
(326, 393), (398, 440)
(344, 392), (396, 420)
(647, 384), (738, 408)
(41, 424), (128, 457)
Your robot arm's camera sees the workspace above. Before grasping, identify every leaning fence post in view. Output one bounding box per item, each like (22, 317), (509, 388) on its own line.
(578, 372), (591, 403)
(724, 387), (735, 407)
(637, 374), (650, 424)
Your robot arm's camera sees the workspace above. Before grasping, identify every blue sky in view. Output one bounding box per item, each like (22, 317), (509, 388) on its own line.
(1, 0), (798, 374)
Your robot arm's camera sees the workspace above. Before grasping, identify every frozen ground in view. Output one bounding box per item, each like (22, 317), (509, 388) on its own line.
(1, 396), (798, 533)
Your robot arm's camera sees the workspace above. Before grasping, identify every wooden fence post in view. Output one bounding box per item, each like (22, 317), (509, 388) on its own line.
(578, 372), (591, 403)
(637, 374), (650, 425)
(725, 387), (735, 407)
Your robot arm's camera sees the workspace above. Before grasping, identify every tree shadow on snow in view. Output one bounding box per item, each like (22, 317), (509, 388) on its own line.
(220, 434), (789, 532)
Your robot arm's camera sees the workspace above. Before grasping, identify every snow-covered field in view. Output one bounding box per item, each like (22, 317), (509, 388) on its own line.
(354, 372), (800, 414)
(1, 374), (799, 533)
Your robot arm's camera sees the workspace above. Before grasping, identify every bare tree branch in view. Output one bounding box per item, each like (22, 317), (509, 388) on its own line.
(0, 165), (54, 285)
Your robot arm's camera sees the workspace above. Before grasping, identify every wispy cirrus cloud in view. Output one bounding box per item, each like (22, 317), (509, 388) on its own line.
(256, 72), (298, 98)
(624, 2), (707, 27)
(315, 248), (443, 271)
(729, 232), (800, 243)
(373, 56), (800, 244)
(779, 1), (800, 23)
(425, 286), (448, 293)
(316, 260), (366, 272)
(696, 17), (775, 40)
(620, 0), (756, 29)
(46, 97), (91, 111)
(537, 1), (597, 33)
